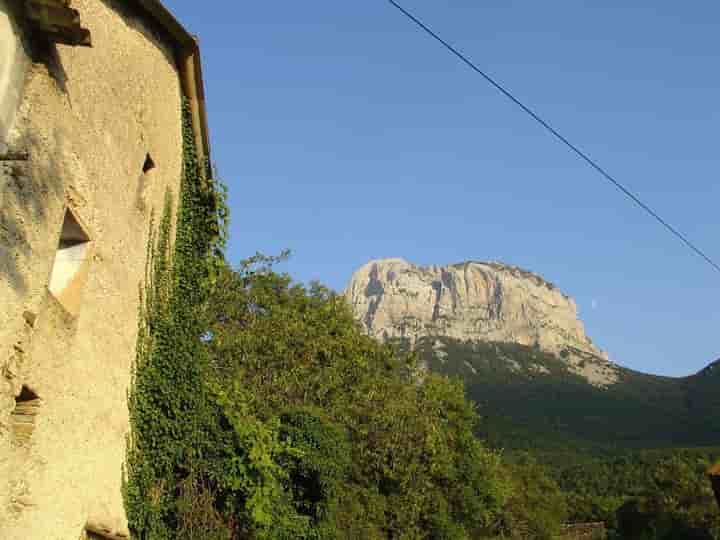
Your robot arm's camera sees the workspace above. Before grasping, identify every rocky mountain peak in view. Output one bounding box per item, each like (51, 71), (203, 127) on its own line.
(345, 258), (619, 386)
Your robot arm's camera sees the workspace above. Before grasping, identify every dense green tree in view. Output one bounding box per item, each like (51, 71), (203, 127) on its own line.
(198, 255), (511, 539)
(497, 454), (568, 539)
(124, 100), (229, 540)
(618, 455), (719, 540)
(555, 450), (720, 540)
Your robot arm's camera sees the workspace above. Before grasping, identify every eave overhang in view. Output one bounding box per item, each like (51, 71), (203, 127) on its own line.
(126, 0), (211, 165)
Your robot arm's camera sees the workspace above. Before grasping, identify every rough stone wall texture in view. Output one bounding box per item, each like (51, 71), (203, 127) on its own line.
(0, 0), (29, 150)
(345, 258), (619, 386)
(0, 1), (184, 537)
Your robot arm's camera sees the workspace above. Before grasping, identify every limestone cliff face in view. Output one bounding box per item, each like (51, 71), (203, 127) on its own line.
(345, 258), (619, 386)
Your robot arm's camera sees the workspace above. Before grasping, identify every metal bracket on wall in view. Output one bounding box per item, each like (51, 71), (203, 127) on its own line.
(25, 0), (92, 47)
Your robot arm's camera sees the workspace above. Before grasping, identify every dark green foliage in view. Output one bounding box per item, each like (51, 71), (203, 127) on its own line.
(124, 98), (230, 539)
(599, 453), (720, 539)
(176, 474), (235, 540)
(414, 338), (720, 456)
(557, 448), (720, 530)
(278, 410), (351, 527)
(200, 257), (511, 539)
(412, 337), (720, 538)
(496, 453), (568, 539)
(685, 360), (720, 429)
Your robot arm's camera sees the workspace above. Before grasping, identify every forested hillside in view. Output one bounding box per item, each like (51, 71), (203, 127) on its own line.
(413, 337), (720, 458)
(410, 337), (720, 538)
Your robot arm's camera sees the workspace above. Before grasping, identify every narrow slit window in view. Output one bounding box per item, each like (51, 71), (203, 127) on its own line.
(142, 153), (156, 174)
(48, 209), (91, 314)
(12, 386), (40, 445)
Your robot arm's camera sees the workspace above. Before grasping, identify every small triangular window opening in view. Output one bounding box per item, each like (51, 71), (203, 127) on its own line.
(48, 209), (91, 314)
(12, 385), (40, 445)
(16, 386), (38, 402)
(142, 153), (156, 174)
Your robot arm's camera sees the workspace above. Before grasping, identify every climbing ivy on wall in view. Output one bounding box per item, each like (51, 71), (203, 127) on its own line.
(123, 99), (518, 540)
(123, 98), (229, 539)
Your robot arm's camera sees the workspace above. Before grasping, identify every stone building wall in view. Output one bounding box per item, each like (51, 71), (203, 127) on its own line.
(0, 1), (186, 537)
(0, 0), (29, 149)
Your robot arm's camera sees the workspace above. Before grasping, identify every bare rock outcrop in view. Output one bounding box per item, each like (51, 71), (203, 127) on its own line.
(345, 258), (619, 386)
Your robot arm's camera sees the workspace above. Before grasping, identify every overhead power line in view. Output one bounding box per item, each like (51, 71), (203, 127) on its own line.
(386, 0), (720, 276)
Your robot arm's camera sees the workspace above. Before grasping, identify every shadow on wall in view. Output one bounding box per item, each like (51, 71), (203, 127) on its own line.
(102, 0), (177, 69)
(1, 29), (75, 295)
(1, 128), (67, 295)
(2, 0), (182, 295)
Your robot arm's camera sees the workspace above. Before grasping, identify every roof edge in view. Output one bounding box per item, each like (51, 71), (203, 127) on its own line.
(131, 0), (195, 49)
(129, 0), (211, 163)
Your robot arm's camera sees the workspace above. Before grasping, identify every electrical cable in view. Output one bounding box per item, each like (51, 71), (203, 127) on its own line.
(387, 0), (720, 275)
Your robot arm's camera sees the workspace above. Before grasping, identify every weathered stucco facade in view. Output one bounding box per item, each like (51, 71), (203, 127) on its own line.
(0, 1), (209, 538)
(0, 0), (29, 151)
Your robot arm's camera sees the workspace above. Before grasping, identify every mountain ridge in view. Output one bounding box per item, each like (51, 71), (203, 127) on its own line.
(345, 258), (720, 453)
(345, 257), (618, 386)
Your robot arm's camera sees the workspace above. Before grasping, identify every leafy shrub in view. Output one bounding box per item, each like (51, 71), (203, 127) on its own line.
(199, 256), (511, 538)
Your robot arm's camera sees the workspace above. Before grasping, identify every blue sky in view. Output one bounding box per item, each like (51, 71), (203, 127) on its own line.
(170, 1), (720, 377)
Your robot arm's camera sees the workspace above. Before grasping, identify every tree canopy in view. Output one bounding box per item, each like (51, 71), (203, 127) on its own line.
(196, 254), (512, 538)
